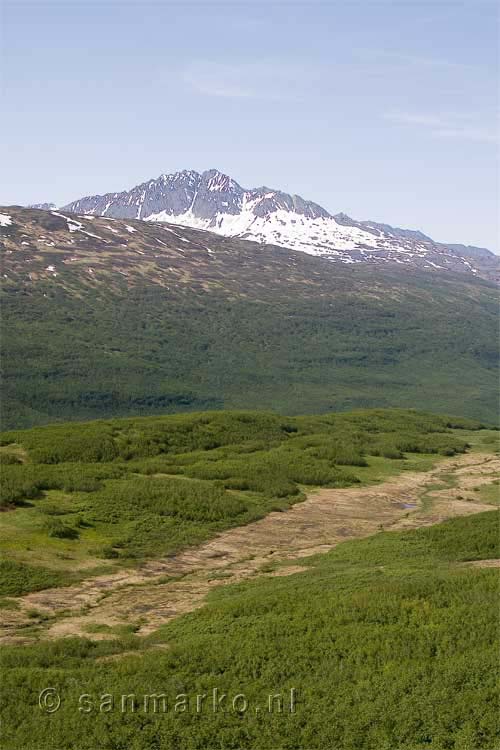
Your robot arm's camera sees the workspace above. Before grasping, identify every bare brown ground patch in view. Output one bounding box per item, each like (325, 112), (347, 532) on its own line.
(0, 444), (28, 462)
(463, 559), (500, 568)
(1, 452), (498, 644)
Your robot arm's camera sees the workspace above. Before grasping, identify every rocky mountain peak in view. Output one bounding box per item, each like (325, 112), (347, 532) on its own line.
(58, 168), (497, 281)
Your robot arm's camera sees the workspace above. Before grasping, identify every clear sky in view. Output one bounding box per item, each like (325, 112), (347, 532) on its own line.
(2, 0), (498, 250)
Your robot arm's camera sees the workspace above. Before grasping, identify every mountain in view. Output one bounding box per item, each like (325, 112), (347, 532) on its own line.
(27, 202), (57, 211)
(61, 169), (499, 281)
(1, 205), (498, 428)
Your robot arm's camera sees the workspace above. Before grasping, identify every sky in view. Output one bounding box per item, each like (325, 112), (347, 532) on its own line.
(1, 0), (498, 250)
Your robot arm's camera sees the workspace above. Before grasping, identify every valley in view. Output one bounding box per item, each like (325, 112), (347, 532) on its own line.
(1, 446), (497, 645)
(0, 410), (498, 749)
(2, 3), (498, 749)
(0, 409), (497, 643)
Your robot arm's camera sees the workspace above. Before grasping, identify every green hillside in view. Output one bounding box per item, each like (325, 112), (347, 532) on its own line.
(1, 208), (498, 428)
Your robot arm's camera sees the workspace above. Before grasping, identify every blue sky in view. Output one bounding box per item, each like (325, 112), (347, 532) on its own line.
(2, 0), (498, 250)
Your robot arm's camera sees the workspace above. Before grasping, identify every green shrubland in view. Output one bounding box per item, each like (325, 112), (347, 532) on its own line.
(0, 409), (490, 596)
(0, 511), (498, 749)
(2, 263), (498, 429)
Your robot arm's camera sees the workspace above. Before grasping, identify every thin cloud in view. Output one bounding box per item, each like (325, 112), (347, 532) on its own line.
(384, 111), (498, 144)
(182, 61), (317, 102)
(378, 52), (475, 72)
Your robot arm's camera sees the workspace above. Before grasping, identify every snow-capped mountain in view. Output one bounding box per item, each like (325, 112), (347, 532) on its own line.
(61, 169), (498, 279)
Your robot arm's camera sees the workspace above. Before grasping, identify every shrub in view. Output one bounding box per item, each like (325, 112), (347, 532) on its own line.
(46, 519), (79, 540)
(0, 560), (65, 597)
(0, 453), (22, 465)
(99, 546), (120, 559)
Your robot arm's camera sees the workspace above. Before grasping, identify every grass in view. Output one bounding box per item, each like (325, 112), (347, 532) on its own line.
(0, 408), (487, 595)
(0, 510), (497, 749)
(0, 560), (68, 597)
(474, 479), (500, 506)
(460, 429), (500, 454)
(345, 451), (439, 485)
(0, 598), (21, 610)
(84, 622), (140, 636)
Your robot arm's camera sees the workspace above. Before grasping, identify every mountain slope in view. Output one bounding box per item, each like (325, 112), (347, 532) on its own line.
(1, 206), (498, 427)
(61, 169), (499, 281)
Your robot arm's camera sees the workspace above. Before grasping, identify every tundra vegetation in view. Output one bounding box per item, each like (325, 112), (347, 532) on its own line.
(0, 410), (498, 749)
(2, 208), (498, 428)
(0, 408), (487, 597)
(0, 511), (498, 749)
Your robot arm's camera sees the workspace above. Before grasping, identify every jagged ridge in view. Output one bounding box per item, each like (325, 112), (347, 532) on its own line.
(53, 168), (497, 281)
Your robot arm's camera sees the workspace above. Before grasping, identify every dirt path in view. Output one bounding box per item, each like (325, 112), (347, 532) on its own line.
(1, 452), (498, 644)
